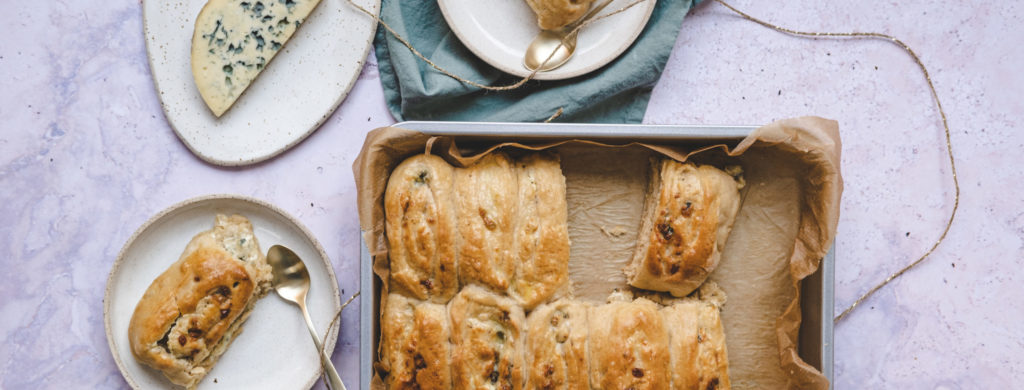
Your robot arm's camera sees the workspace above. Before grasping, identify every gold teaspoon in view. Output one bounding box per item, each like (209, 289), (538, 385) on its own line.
(267, 245), (345, 390)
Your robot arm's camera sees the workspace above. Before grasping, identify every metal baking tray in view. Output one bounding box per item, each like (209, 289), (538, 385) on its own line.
(359, 121), (835, 389)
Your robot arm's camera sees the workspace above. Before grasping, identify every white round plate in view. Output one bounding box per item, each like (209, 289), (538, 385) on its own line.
(143, 0), (380, 166)
(438, 0), (656, 80)
(105, 195), (341, 390)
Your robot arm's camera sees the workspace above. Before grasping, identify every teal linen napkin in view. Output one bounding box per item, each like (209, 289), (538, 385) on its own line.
(373, 0), (699, 123)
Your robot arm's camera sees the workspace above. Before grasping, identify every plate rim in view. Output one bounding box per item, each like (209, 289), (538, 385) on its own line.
(103, 193), (342, 390)
(436, 0), (657, 81)
(141, 0), (381, 167)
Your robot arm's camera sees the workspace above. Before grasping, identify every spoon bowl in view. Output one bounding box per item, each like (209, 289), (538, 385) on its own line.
(524, 27), (578, 72)
(267, 245), (346, 390)
(268, 245), (312, 302)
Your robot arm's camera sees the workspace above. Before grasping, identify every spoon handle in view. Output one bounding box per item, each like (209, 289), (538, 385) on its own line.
(568, 0), (615, 30)
(301, 303), (346, 390)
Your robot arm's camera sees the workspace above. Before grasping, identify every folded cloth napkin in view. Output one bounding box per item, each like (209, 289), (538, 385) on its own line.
(373, 0), (700, 123)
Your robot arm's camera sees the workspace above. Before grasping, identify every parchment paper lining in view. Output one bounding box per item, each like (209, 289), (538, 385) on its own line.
(354, 116), (841, 390)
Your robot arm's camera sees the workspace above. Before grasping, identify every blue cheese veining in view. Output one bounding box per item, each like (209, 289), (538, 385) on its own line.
(190, 0), (322, 117)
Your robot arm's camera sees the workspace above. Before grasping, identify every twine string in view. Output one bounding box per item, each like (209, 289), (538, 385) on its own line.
(321, 291), (361, 357)
(711, 0), (960, 323)
(545, 107), (565, 122)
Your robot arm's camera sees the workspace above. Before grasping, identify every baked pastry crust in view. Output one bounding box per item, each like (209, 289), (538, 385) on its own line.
(455, 153), (517, 292)
(379, 153), (735, 388)
(661, 300), (731, 390)
(128, 214), (271, 389)
(524, 0), (596, 30)
(380, 294), (452, 390)
(525, 299), (590, 390)
(588, 296), (670, 390)
(627, 160), (743, 297)
(385, 154), (459, 302)
(511, 153), (570, 309)
(449, 285), (526, 390)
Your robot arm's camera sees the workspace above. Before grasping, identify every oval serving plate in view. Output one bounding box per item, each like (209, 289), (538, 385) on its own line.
(105, 195), (341, 390)
(143, 0), (380, 166)
(438, 0), (656, 81)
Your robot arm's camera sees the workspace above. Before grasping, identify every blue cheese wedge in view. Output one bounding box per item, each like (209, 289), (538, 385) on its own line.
(190, 0), (322, 117)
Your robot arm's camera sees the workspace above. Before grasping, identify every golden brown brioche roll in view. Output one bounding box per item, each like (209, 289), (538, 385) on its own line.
(525, 299), (590, 390)
(511, 153), (570, 310)
(449, 285), (526, 390)
(661, 300), (731, 390)
(588, 295), (671, 390)
(525, 0), (597, 30)
(455, 153), (517, 292)
(385, 154), (459, 302)
(128, 214), (272, 389)
(627, 160), (743, 297)
(380, 294), (452, 390)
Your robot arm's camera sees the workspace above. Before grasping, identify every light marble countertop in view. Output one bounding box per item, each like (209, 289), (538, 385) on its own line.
(2, 0), (1021, 389)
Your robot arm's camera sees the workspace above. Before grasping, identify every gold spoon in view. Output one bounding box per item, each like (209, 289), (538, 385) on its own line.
(523, 0), (615, 72)
(267, 245), (345, 390)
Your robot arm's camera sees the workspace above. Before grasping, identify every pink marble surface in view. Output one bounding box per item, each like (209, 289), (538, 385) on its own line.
(1, 0), (1021, 389)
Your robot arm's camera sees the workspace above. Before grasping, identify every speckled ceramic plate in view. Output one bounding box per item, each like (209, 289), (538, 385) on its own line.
(105, 195), (341, 390)
(143, 0), (380, 166)
(438, 0), (656, 80)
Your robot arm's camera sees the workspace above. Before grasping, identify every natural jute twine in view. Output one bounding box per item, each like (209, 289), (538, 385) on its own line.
(707, 0), (960, 323)
(348, 0), (961, 324)
(323, 291), (359, 357)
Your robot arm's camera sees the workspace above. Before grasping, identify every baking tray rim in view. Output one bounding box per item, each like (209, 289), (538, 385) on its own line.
(358, 121), (835, 389)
